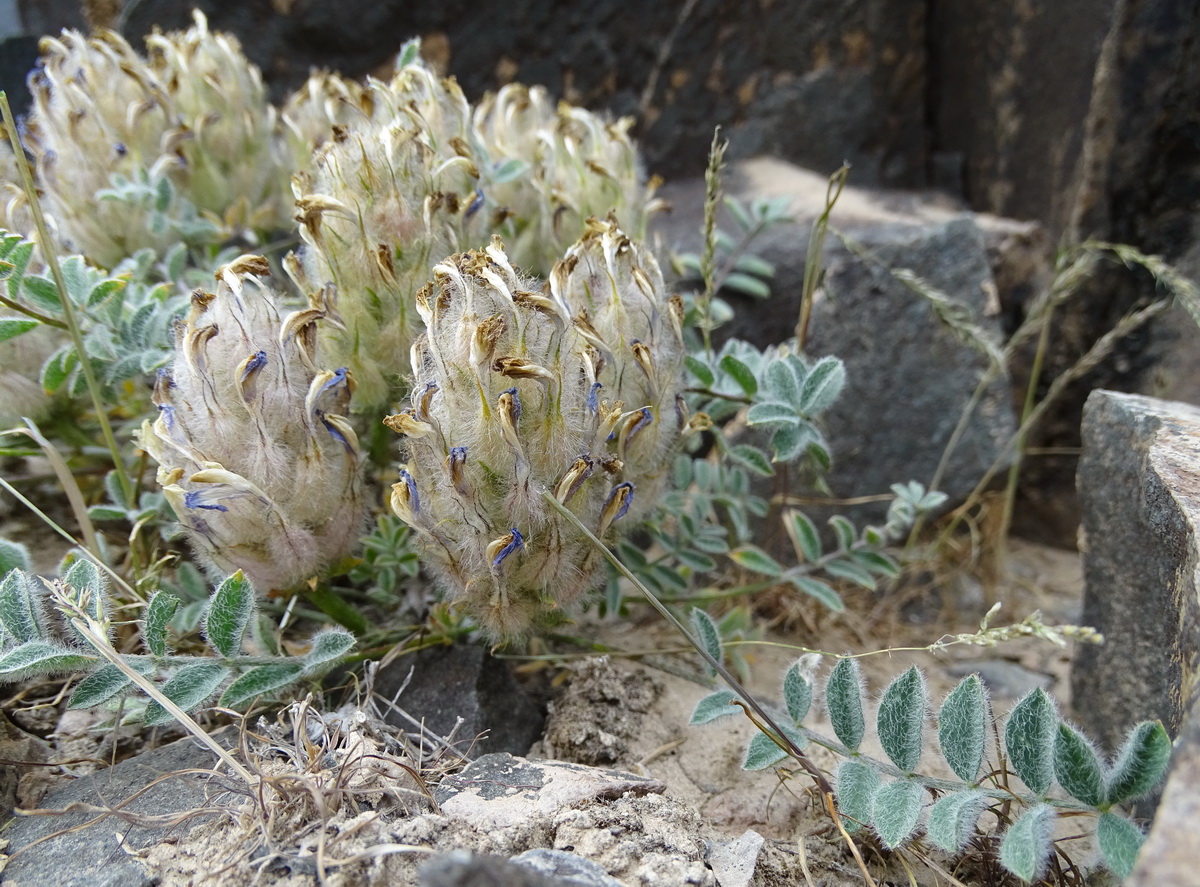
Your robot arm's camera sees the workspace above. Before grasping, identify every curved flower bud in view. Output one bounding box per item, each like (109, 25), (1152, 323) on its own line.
(387, 238), (655, 639)
(292, 58), (486, 411)
(137, 255), (364, 592)
(473, 83), (663, 274)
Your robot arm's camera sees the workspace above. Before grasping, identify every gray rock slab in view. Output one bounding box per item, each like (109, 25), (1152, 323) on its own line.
(1073, 390), (1200, 767)
(434, 753), (665, 831)
(373, 643), (544, 757)
(0, 730), (236, 887)
(418, 848), (564, 887)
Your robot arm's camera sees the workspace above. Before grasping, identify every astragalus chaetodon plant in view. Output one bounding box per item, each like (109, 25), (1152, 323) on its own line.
(138, 255), (364, 593)
(385, 228), (686, 639)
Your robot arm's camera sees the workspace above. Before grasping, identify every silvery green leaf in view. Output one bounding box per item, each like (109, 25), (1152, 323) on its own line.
(798, 356), (846, 414)
(0, 318), (37, 343)
(68, 663), (134, 709)
(691, 607), (723, 676)
(724, 196), (754, 231)
(63, 559), (106, 624)
(828, 515), (855, 551)
(729, 545), (783, 577)
(878, 666), (927, 773)
(728, 444), (773, 477)
(927, 789), (988, 854)
(23, 275), (62, 311)
(0, 568), (45, 643)
(851, 549), (901, 578)
(685, 355), (714, 387)
(0, 640), (96, 678)
(827, 658), (866, 751)
(0, 540), (30, 575)
(395, 37), (422, 67)
(491, 158), (529, 184)
(719, 353), (757, 396)
(783, 661), (813, 723)
(786, 575), (843, 610)
(143, 662), (230, 726)
(691, 690), (738, 725)
(770, 424), (816, 462)
(743, 720), (806, 770)
(1106, 720), (1171, 806)
(204, 571), (255, 659)
(303, 627), (356, 669)
(220, 662), (306, 708)
(733, 253), (775, 278)
(823, 558), (877, 590)
(835, 760), (879, 833)
(1096, 812), (1145, 880)
(746, 402), (798, 427)
(786, 511), (822, 563)
(86, 506), (127, 522)
(143, 592), (180, 659)
(872, 779), (924, 849)
(999, 804), (1056, 883)
(674, 548), (717, 572)
(723, 272), (771, 300)
(1005, 688), (1058, 795)
(40, 345), (77, 394)
(1054, 723), (1106, 807)
(764, 360), (800, 406)
(939, 675), (988, 783)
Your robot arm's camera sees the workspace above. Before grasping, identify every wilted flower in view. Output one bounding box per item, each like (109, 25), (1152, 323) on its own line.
(138, 255), (364, 592)
(293, 58), (485, 411)
(385, 230), (685, 639)
(473, 83), (663, 274)
(280, 70), (373, 174)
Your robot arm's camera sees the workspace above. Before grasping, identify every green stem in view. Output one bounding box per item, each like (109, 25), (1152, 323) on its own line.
(0, 92), (136, 509)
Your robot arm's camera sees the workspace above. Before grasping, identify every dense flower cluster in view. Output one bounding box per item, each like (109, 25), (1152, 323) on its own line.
(386, 224), (685, 638)
(138, 255), (364, 592)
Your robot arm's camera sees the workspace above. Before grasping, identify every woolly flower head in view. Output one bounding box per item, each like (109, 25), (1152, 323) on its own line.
(386, 230), (686, 639)
(25, 26), (183, 266)
(138, 255), (364, 592)
(145, 11), (292, 233)
(293, 59), (485, 411)
(280, 70), (373, 174)
(25, 12), (293, 268)
(473, 83), (662, 274)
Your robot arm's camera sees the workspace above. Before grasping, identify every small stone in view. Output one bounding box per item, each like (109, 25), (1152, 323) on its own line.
(512, 849), (626, 886)
(706, 829), (765, 887)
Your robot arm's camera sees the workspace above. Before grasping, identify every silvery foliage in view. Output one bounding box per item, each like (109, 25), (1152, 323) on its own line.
(0, 545), (353, 724)
(691, 648), (1170, 883)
